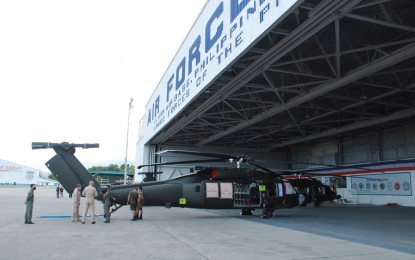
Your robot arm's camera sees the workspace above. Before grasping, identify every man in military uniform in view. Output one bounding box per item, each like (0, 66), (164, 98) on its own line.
(71, 184), (81, 222)
(127, 187), (139, 221)
(24, 184), (36, 224)
(102, 184), (115, 223)
(82, 181), (98, 224)
(137, 186), (144, 220)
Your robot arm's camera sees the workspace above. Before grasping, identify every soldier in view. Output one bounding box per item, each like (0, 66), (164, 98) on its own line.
(81, 181), (98, 224)
(137, 186), (144, 220)
(127, 187), (139, 221)
(102, 184), (115, 223)
(24, 184), (36, 224)
(71, 184), (81, 222)
(59, 185), (64, 198)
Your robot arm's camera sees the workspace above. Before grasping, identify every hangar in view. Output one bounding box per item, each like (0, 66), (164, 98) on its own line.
(136, 0), (415, 206)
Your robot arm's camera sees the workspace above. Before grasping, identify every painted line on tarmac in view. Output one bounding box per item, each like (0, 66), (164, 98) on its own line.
(37, 214), (105, 218)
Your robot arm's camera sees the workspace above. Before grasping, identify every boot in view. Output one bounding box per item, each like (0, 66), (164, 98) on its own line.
(139, 213), (142, 220)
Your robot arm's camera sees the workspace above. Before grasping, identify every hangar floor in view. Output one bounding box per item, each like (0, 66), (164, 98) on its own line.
(0, 186), (413, 259)
(216, 203), (415, 255)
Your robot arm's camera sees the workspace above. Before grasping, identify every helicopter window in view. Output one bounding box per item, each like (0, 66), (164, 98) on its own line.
(285, 182), (297, 195)
(195, 185), (200, 192)
(220, 182), (233, 199)
(277, 183), (284, 197)
(205, 182), (219, 198)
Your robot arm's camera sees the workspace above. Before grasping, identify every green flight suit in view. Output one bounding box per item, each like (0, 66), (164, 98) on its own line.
(25, 188), (34, 223)
(103, 189), (112, 222)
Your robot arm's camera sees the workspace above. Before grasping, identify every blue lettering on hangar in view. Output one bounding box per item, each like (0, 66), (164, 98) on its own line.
(148, 0), (281, 129)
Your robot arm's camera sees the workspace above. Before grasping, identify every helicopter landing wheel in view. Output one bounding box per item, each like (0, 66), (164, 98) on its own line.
(240, 209), (253, 215)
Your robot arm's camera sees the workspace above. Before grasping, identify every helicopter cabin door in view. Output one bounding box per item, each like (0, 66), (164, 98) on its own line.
(275, 180), (302, 208)
(203, 181), (234, 209)
(182, 183), (205, 208)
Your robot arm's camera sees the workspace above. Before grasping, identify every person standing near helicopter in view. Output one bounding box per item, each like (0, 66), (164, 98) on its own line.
(24, 184), (36, 224)
(102, 184), (115, 223)
(71, 184), (81, 222)
(127, 187), (139, 221)
(137, 187), (144, 220)
(81, 181), (98, 224)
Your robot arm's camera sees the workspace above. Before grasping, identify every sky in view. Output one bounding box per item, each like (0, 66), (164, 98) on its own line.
(0, 0), (207, 172)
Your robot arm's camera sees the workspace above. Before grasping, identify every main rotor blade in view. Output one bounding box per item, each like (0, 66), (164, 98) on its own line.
(156, 150), (282, 176)
(137, 158), (227, 169)
(248, 161), (282, 176)
(32, 142), (55, 149)
(285, 159), (386, 175)
(136, 172), (163, 175)
(157, 150), (234, 160)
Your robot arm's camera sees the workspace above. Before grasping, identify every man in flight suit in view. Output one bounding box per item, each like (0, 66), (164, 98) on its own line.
(24, 184), (36, 224)
(82, 181), (98, 224)
(127, 187), (139, 221)
(102, 184), (115, 223)
(71, 184), (81, 222)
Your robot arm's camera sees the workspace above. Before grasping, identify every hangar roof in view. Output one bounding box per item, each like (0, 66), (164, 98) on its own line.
(149, 0), (415, 152)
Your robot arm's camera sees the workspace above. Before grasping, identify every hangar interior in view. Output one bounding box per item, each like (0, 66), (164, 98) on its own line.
(137, 0), (415, 206)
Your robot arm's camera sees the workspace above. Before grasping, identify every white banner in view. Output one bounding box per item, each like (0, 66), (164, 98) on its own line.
(143, 0), (300, 143)
(351, 172), (412, 196)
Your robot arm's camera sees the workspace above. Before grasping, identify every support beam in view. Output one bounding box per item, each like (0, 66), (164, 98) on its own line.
(271, 108), (415, 149)
(197, 42), (415, 146)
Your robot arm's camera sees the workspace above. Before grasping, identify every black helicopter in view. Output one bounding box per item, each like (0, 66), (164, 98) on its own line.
(32, 142), (339, 218)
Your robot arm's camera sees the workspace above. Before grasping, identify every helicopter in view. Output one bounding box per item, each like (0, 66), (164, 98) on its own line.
(32, 141), (340, 218)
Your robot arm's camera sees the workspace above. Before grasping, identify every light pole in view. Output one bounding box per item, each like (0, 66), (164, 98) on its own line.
(124, 98), (133, 185)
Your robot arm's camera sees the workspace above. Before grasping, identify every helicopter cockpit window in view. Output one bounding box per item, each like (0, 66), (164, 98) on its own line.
(285, 182), (297, 194)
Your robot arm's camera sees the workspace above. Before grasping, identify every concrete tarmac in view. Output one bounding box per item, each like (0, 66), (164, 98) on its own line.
(0, 186), (414, 260)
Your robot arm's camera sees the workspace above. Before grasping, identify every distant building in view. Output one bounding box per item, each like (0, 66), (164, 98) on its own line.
(0, 159), (57, 186)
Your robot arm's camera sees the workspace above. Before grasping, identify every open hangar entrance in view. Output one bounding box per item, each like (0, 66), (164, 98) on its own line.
(136, 0), (415, 206)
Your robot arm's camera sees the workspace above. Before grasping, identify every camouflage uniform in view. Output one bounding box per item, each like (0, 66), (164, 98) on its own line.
(137, 188), (144, 219)
(103, 186), (113, 223)
(127, 188), (139, 220)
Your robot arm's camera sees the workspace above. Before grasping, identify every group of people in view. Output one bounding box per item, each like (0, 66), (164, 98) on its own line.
(24, 182), (144, 224)
(72, 181), (113, 224)
(127, 186), (144, 221)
